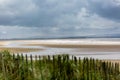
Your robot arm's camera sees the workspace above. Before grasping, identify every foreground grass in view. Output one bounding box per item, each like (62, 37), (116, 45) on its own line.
(0, 51), (120, 80)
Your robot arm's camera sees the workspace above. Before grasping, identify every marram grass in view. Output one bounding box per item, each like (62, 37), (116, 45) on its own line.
(0, 50), (120, 80)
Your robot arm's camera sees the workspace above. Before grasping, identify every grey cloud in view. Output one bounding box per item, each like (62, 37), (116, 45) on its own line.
(0, 0), (120, 38)
(0, 0), (120, 27)
(88, 0), (120, 20)
(0, 0), (84, 27)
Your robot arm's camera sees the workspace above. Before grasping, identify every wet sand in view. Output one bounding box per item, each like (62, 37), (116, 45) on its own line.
(23, 44), (120, 52)
(23, 43), (120, 48)
(0, 39), (120, 61)
(1, 39), (120, 52)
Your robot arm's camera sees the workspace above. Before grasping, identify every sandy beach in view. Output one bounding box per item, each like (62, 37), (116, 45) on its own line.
(0, 47), (43, 53)
(0, 40), (44, 53)
(1, 39), (120, 51)
(0, 39), (120, 61)
(0, 41), (10, 46)
(21, 39), (120, 52)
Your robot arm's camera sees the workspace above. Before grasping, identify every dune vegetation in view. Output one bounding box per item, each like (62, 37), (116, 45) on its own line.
(0, 50), (119, 80)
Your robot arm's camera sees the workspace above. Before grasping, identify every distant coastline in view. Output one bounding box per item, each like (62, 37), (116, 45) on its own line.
(1, 36), (120, 41)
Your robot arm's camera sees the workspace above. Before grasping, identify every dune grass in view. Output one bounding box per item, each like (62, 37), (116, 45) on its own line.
(0, 51), (120, 80)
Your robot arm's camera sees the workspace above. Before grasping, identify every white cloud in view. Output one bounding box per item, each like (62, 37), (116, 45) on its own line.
(76, 8), (120, 29)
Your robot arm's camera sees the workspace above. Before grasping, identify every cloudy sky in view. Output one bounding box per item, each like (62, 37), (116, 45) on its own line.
(0, 0), (120, 39)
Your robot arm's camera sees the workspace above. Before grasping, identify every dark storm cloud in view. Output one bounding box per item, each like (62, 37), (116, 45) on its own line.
(0, 0), (84, 27)
(88, 0), (120, 21)
(0, 0), (120, 27)
(0, 0), (120, 38)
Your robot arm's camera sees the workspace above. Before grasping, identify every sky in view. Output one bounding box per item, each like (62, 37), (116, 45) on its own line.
(0, 0), (120, 39)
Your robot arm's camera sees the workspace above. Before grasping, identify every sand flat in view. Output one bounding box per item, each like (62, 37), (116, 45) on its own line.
(0, 39), (120, 60)
(1, 39), (120, 50)
(0, 41), (10, 46)
(20, 39), (120, 47)
(18, 39), (120, 52)
(23, 43), (120, 48)
(0, 47), (43, 53)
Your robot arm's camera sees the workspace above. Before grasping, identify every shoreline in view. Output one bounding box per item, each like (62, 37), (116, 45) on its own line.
(1, 39), (120, 52)
(0, 39), (120, 61)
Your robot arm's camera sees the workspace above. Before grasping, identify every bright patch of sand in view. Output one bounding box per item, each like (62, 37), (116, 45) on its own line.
(0, 41), (10, 46)
(0, 47), (43, 53)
